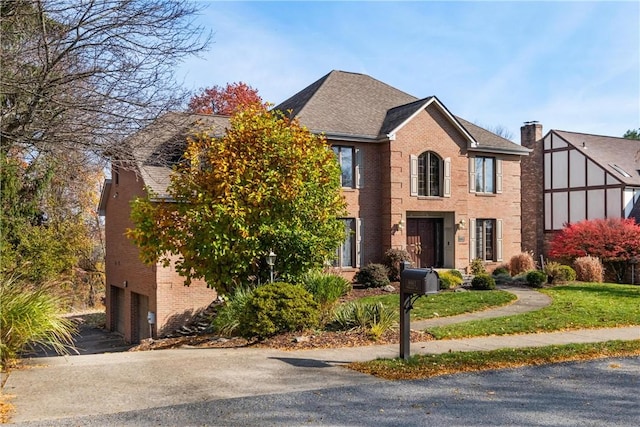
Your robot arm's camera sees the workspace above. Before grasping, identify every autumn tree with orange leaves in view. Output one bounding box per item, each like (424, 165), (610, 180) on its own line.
(129, 106), (346, 292)
(187, 82), (266, 115)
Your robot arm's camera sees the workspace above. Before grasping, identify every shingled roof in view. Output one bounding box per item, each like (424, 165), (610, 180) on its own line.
(553, 130), (640, 186)
(130, 112), (229, 198)
(275, 70), (528, 155)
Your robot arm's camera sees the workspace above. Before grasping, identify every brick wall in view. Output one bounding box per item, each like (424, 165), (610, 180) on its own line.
(338, 105), (525, 272)
(520, 123), (544, 259)
(103, 167), (216, 343)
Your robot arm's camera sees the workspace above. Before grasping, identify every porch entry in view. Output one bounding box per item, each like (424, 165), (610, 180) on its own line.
(406, 218), (444, 268)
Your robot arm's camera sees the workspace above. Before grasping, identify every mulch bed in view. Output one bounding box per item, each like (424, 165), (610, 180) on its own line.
(130, 282), (434, 352)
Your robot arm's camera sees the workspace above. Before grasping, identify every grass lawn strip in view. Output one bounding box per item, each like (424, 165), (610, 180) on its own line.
(359, 290), (516, 321)
(428, 282), (640, 339)
(349, 340), (640, 380)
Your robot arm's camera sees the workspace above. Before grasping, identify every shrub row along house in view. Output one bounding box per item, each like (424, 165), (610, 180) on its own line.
(99, 70), (638, 342)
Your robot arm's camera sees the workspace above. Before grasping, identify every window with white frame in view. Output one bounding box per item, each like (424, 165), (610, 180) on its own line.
(334, 218), (356, 268)
(475, 157), (495, 193)
(475, 219), (495, 261)
(418, 151), (442, 196)
(332, 146), (355, 188)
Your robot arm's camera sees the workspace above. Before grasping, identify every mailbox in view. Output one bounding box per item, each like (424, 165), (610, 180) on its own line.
(401, 268), (440, 295)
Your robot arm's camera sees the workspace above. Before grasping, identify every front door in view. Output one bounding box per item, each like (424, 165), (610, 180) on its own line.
(406, 218), (443, 268)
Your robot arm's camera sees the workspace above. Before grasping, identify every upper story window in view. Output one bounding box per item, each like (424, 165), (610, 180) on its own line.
(470, 156), (502, 194)
(332, 145), (363, 188)
(475, 157), (494, 193)
(410, 152), (451, 198)
(418, 151), (442, 196)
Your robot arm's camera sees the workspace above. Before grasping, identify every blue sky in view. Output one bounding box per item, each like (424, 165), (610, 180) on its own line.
(177, 1), (640, 141)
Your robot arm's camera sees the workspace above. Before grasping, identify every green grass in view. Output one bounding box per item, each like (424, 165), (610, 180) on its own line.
(359, 290), (516, 321)
(429, 282), (640, 339)
(349, 340), (640, 380)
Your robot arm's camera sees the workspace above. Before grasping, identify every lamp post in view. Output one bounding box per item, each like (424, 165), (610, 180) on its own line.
(266, 250), (276, 283)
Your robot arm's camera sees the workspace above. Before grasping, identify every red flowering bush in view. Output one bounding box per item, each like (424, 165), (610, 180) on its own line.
(549, 218), (640, 283)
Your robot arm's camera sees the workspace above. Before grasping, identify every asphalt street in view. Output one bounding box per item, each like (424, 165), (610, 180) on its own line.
(9, 356), (640, 426)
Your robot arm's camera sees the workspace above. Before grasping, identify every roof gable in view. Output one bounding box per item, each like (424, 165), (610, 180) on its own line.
(552, 130), (640, 186)
(274, 70), (417, 139)
(274, 70), (528, 155)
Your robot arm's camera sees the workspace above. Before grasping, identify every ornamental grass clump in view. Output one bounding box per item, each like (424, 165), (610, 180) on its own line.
(211, 286), (254, 337)
(0, 277), (77, 369)
(332, 301), (397, 340)
(509, 252), (536, 276)
(573, 256), (604, 283)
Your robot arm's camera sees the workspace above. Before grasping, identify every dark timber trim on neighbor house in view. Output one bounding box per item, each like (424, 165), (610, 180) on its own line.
(521, 122), (640, 260)
(99, 70), (532, 342)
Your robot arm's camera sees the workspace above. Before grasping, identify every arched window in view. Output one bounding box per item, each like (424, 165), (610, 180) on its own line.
(418, 151), (442, 196)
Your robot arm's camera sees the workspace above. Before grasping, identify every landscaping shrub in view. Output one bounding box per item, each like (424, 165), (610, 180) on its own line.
(302, 270), (351, 306)
(355, 263), (390, 288)
(471, 274), (496, 290)
(0, 277), (77, 368)
(332, 301), (396, 340)
(544, 262), (577, 284)
(509, 252), (536, 276)
(469, 258), (486, 275)
(238, 282), (319, 338)
(211, 286), (254, 337)
(493, 273), (513, 286)
(492, 266), (510, 276)
(384, 248), (412, 281)
(573, 256), (604, 282)
(448, 269), (463, 280)
(525, 270), (547, 288)
(557, 265), (577, 282)
(438, 271), (463, 290)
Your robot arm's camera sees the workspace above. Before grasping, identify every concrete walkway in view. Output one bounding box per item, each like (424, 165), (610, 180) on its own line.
(3, 285), (639, 424)
(412, 284), (552, 329)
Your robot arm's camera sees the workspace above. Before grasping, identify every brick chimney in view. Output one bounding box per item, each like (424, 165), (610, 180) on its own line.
(520, 121), (544, 260)
(520, 121), (542, 148)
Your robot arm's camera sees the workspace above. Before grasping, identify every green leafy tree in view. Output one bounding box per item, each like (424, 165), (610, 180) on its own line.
(623, 129), (640, 140)
(128, 106), (347, 293)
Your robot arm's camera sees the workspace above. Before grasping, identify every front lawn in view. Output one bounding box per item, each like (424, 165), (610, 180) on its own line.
(349, 340), (640, 380)
(429, 282), (640, 339)
(359, 290), (516, 321)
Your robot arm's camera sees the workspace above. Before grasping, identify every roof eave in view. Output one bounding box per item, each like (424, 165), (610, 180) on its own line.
(468, 146), (531, 156)
(97, 179), (112, 216)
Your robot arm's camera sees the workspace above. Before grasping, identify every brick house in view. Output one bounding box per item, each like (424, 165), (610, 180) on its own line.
(100, 70), (531, 341)
(99, 113), (228, 343)
(275, 70), (530, 274)
(521, 122), (640, 260)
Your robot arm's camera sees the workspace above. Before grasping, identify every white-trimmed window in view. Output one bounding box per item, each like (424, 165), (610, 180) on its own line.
(469, 218), (503, 262)
(469, 156), (502, 194)
(410, 152), (451, 197)
(332, 146), (363, 188)
(333, 218), (363, 268)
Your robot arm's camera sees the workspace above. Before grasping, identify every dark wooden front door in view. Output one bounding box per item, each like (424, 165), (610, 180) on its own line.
(406, 218), (443, 268)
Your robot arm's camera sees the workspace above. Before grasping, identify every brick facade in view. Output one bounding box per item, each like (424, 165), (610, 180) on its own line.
(520, 123), (544, 259)
(103, 167), (216, 343)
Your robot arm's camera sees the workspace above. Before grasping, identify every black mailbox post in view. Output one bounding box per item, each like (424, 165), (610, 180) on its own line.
(399, 261), (439, 360)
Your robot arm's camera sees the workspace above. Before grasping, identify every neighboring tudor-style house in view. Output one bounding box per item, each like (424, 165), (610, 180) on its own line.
(275, 70), (530, 273)
(521, 122), (640, 260)
(100, 70), (531, 342)
(99, 113), (228, 343)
